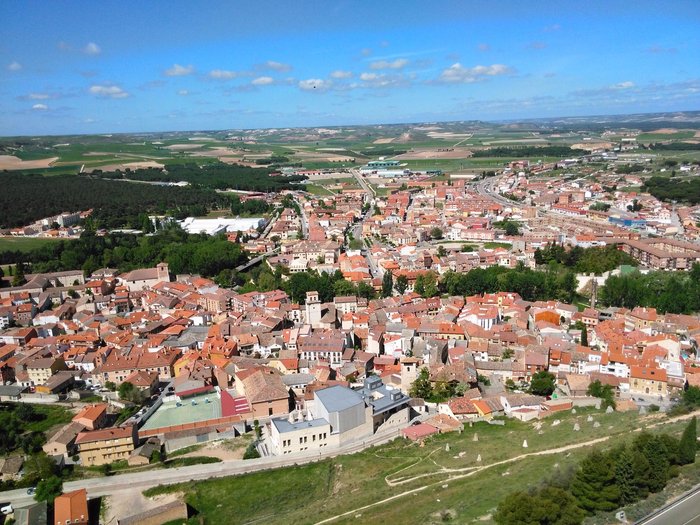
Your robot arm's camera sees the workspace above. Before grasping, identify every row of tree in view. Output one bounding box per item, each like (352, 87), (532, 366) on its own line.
(93, 162), (307, 192)
(440, 264), (578, 303)
(471, 146), (587, 158)
(495, 418), (698, 524)
(534, 244), (638, 275)
(599, 265), (700, 314)
(642, 176), (700, 205)
(0, 173), (231, 229)
(0, 227), (248, 281)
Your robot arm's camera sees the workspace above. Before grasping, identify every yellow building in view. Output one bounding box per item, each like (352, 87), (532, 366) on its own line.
(630, 366), (668, 397)
(75, 426), (138, 467)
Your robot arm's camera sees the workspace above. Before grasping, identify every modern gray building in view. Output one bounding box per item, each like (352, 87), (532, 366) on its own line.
(269, 376), (411, 455)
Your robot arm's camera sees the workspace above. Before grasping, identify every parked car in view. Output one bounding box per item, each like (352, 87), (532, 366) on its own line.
(1, 504), (13, 515)
(26, 487), (36, 495)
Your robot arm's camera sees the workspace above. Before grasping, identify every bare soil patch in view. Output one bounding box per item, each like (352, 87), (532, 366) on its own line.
(394, 148), (473, 160)
(0, 155), (58, 170)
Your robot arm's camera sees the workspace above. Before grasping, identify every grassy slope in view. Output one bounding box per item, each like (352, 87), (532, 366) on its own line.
(0, 237), (68, 252)
(140, 408), (700, 525)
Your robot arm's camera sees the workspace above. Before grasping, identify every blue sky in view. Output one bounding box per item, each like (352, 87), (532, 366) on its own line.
(1, 0), (699, 136)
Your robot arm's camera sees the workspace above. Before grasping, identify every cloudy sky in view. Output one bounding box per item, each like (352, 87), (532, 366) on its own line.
(1, 0), (699, 135)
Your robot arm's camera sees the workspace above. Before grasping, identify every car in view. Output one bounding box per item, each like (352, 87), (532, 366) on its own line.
(26, 487), (36, 495)
(1, 504), (13, 515)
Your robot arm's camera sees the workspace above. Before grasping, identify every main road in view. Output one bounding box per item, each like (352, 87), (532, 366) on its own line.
(0, 424), (410, 510)
(634, 485), (700, 525)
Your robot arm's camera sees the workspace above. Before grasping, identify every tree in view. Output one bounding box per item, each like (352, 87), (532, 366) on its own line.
(395, 275), (409, 295)
(356, 282), (376, 301)
(35, 475), (63, 504)
(414, 271), (438, 298)
(587, 380), (616, 409)
(495, 486), (585, 525)
(679, 416), (697, 465)
(633, 433), (672, 493)
(570, 450), (620, 513)
(429, 227), (443, 240)
(580, 324), (588, 347)
(437, 245), (447, 257)
(104, 381), (117, 392)
(614, 446), (638, 505)
(504, 221), (520, 236)
(23, 453), (58, 485)
(11, 262), (26, 287)
(117, 381), (143, 403)
(15, 403), (36, 422)
(409, 368), (433, 399)
(243, 442), (260, 459)
(529, 371), (556, 396)
(381, 271), (393, 298)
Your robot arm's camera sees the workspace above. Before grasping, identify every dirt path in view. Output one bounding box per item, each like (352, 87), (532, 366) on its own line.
(103, 489), (180, 525)
(315, 409), (700, 524)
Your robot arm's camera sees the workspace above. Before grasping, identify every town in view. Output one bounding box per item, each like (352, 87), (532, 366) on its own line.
(1, 121), (700, 524)
(2, 1), (700, 522)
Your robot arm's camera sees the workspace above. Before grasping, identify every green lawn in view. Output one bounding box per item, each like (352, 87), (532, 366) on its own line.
(0, 237), (69, 253)
(139, 408), (698, 525)
(305, 184), (335, 196)
(25, 404), (74, 433)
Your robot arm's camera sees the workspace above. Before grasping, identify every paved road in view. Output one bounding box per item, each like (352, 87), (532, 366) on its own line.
(293, 194), (309, 238)
(635, 485), (700, 525)
(0, 425), (407, 510)
(351, 168), (375, 198)
(235, 248), (280, 272)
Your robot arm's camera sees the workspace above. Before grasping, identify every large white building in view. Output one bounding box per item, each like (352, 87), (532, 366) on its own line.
(178, 217), (265, 236)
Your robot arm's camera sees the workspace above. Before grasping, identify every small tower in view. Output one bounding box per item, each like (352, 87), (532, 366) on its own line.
(305, 291), (321, 328)
(156, 262), (170, 283)
(590, 278), (598, 309)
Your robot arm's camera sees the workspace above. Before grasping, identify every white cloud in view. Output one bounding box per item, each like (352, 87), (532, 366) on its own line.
(299, 78), (333, 92)
(209, 69), (239, 79)
(83, 42), (101, 55)
(165, 64), (194, 76)
(369, 58), (409, 70)
(29, 93), (50, 100)
(252, 76), (274, 86)
(611, 81), (635, 90)
(543, 24), (561, 32)
(7, 61), (22, 71)
(477, 43), (491, 52)
(359, 72), (410, 88)
(330, 70), (353, 79)
(178, 89), (189, 96)
(361, 48), (372, 57)
(438, 63), (513, 83)
(32, 103), (48, 111)
(263, 60), (292, 72)
(89, 84), (129, 99)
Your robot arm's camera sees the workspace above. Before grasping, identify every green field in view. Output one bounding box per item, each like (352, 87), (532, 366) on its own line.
(637, 131), (696, 142)
(142, 408), (698, 525)
(0, 236), (68, 252)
